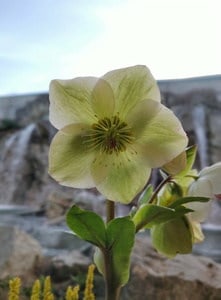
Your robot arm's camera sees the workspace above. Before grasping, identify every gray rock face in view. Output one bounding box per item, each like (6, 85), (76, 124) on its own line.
(122, 236), (221, 300)
(0, 225), (42, 279)
(0, 93), (49, 128)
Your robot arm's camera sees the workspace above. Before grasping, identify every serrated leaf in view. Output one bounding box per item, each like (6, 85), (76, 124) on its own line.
(168, 196), (209, 209)
(106, 217), (135, 287)
(66, 205), (106, 248)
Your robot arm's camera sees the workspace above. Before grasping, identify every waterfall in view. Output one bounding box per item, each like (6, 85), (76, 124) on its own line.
(0, 124), (36, 203)
(192, 104), (209, 168)
(2, 123), (36, 164)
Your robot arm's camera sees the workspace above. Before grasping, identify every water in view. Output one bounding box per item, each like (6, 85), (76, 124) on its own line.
(2, 123), (36, 167)
(0, 123), (37, 203)
(192, 105), (208, 168)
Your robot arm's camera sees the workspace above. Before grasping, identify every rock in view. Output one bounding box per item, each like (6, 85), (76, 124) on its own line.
(50, 250), (91, 280)
(0, 225), (43, 280)
(36, 248), (92, 283)
(122, 235), (221, 300)
(45, 189), (105, 224)
(159, 75), (221, 98)
(32, 227), (88, 255)
(0, 93), (49, 128)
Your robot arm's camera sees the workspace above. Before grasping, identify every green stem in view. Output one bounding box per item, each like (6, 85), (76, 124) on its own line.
(103, 248), (122, 300)
(135, 175), (173, 233)
(106, 199), (115, 223)
(104, 200), (121, 299)
(105, 284), (121, 300)
(149, 175), (172, 204)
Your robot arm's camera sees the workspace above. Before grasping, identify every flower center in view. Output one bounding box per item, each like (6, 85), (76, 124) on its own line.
(85, 116), (134, 154)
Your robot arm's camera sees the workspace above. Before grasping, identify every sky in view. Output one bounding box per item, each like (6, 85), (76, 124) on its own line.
(0, 0), (220, 96)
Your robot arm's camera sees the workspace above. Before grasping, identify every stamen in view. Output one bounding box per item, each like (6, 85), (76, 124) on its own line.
(83, 116), (134, 154)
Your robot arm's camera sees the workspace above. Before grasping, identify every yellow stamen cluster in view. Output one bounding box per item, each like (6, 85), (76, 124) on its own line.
(65, 285), (80, 300)
(85, 116), (133, 154)
(8, 277), (21, 300)
(43, 276), (54, 300)
(83, 264), (95, 300)
(30, 279), (41, 300)
(7, 264), (96, 300)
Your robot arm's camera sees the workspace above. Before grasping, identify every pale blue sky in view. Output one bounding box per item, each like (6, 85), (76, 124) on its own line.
(0, 0), (220, 96)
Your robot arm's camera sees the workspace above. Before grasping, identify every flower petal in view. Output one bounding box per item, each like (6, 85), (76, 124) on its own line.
(131, 103), (188, 167)
(199, 162), (221, 195)
(91, 150), (151, 204)
(102, 65), (161, 119)
(187, 178), (213, 222)
(188, 200), (212, 223)
(91, 78), (115, 119)
(49, 123), (95, 188)
(188, 177), (213, 198)
(188, 219), (204, 243)
(49, 77), (98, 129)
(126, 99), (161, 137)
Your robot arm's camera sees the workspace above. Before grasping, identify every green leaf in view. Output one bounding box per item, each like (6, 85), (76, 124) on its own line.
(133, 204), (175, 230)
(106, 217), (135, 287)
(138, 184), (153, 206)
(151, 217), (192, 258)
(133, 204), (172, 231)
(133, 204), (193, 231)
(176, 145), (197, 177)
(168, 196), (210, 209)
(66, 205), (106, 248)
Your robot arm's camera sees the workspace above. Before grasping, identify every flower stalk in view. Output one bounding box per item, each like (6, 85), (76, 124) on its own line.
(102, 248), (121, 300)
(106, 199), (115, 223)
(104, 199), (121, 300)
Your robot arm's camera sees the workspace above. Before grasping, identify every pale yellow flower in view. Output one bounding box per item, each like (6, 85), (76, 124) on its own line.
(49, 65), (188, 203)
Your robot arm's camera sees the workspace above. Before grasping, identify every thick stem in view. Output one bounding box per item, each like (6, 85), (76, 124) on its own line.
(103, 248), (122, 300)
(106, 199), (115, 223)
(105, 284), (121, 300)
(104, 200), (121, 299)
